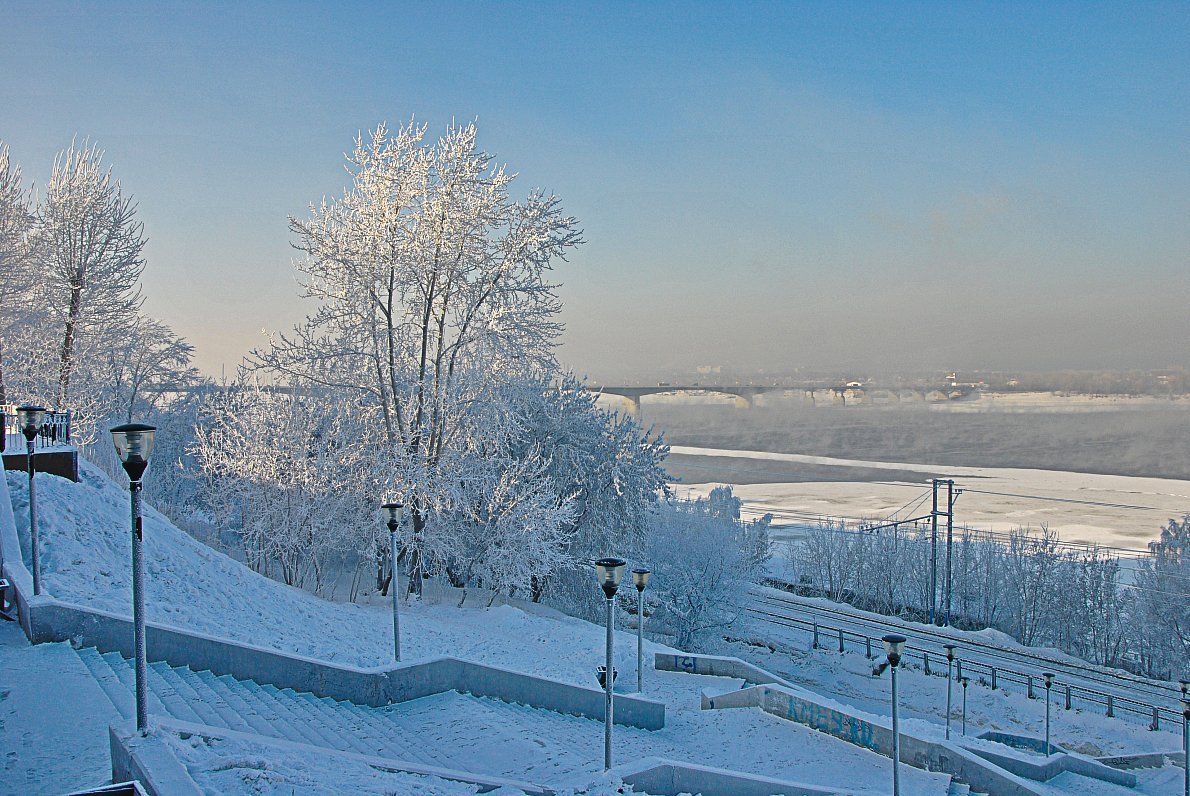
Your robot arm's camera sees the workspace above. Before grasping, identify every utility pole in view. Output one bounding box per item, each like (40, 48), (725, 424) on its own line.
(930, 480), (940, 625)
(944, 480), (961, 627)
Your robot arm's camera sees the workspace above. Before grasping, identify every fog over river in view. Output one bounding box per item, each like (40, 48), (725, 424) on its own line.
(618, 393), (1190, 552)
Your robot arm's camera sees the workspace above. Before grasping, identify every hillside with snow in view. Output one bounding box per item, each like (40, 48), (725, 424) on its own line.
(2, 462), (1185, 794)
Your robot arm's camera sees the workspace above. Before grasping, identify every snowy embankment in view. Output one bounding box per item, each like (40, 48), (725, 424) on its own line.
(8, 461), (964, 795)
(6, 461), (647, 680)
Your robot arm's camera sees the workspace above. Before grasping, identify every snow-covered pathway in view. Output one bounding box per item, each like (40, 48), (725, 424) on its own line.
(0, 621), (119, 794)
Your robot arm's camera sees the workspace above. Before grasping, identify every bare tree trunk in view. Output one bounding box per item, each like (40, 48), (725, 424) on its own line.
(58, 279), (83, 409)
(0, 335), (7, 405)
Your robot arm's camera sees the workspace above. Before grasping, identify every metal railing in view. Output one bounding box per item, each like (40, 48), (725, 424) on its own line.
(0, 406), (72, 453)
(748, 584), (1185, 731)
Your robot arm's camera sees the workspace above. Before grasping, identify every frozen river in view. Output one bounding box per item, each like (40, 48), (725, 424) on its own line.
(668, 445), (1190, 554)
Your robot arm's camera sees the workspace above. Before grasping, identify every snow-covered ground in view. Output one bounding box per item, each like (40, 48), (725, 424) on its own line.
(2, 461), (1185, 794)
(668, 446), (1190, 552)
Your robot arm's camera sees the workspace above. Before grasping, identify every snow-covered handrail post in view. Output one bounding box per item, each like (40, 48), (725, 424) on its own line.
(382, 502), (404, 662)
(16, 405), (45, 595)
(959, 675), (970, 735)
(882, 634), (907, 796)
(632, 568), (651, 693)
(1042, 671), (1056, 756)
(595, 558), (626, 770)
(111, 422), (157, 734)
(944, 643), (957, 740)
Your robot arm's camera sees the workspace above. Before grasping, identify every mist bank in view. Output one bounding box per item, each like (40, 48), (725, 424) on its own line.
(642, 402), (1190, 481)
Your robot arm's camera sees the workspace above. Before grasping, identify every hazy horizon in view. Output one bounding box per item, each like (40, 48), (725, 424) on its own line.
(4, 2), (1187, 381)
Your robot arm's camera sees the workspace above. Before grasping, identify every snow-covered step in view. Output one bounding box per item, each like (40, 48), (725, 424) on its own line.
(71, 646), (609, 786)
(191, 670), (277, 738)
(75, 646), (134, 719)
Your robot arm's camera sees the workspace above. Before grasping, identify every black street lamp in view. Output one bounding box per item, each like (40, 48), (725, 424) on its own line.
(382, 502), (404, 663)
(595, 557), (626, 770)
(110, 422), (156, 734)
(17, 405), (46, 596)
(944, 643), (957, 740)
(959, 675), (970, 736)
(631, 568), (651, 693)
(1043, 672), (1055, 756)
(883, 634), (907, 796)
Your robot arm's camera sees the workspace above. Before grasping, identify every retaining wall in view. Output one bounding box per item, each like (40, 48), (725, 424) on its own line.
(660, 653), (1051, 796)
(612, 757), (852, 796)
(1, 473), (663, 729)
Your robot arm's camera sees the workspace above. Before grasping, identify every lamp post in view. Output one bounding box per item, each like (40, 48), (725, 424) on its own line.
(631, 568), (651, 693)
(959, 676), (970, 736)
(883, 634), (907, 796)
(944, 643), (957, 740)
(382, 502), (404, 663)
(1042, 672), (1054, 756)
(17, 406), (46, 596)
(111, 423), (156, 734)
(595, 557), (626, 770)
(1180, 680), (1188, 796)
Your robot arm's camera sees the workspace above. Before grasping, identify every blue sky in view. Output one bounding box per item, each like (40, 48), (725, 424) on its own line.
(3, 1), (1187, 379)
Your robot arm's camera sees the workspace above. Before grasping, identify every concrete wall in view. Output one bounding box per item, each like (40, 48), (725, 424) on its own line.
(22, 596), (664, 729)
(970, 732), (1136, 787)
(668, 651), (1051, 796)
(656, 651), (796, 688)
(614, 757), (850, 796)
(109, 725), (204, 796)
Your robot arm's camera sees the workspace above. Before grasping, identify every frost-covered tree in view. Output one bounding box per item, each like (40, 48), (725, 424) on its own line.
(193, 381), (372, 593)
(254, 120), (583, 592)
(103, 316), (199, 423)
(0, 142), (36, 404)
(1132, 515), (1190, 678)
(500, 373), (670, 601)
(31, 140), (146, 412)
(644, 488), (771, 650)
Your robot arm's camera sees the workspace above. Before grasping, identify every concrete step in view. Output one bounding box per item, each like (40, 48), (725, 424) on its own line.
(71, 645), (598, 786)
(74, 646), (133, 719)
(100, 650), (171, 718)
(192, 670), (277, 738)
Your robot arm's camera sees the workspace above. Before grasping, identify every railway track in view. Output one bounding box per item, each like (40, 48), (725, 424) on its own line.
(746, 583), (1186, 730)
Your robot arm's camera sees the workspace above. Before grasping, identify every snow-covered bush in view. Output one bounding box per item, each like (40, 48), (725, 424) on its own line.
(643, 487), (771, 650)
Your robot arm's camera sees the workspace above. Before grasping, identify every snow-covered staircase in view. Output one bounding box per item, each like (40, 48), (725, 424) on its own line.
(75, 647), (599, 784)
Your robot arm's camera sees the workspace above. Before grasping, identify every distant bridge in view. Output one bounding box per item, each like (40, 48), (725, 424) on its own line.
(586, 384), (981, 413)
(586, 385), (777, 413)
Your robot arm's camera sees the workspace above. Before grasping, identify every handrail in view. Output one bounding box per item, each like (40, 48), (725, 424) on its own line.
(747, 584), (1184, 731)
(0, 406), (72, 452)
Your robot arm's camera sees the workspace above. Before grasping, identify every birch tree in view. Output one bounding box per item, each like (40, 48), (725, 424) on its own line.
(32, 140), (146, 411)
(0, 142), (35, 404)
(255, 120), (583, 591)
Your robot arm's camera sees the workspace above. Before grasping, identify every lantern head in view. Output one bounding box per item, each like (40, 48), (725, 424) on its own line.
(594, 558), (627, 599)
(110, 423), (157, 482)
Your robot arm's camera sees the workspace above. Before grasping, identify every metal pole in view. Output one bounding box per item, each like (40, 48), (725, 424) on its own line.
(130, 481), (148, 733)
(946, 656), (954, 740)
(636, 587), (644, 693)
(944, 480), (954, 627)
(1182, 705), (1188, 796)
(1045, 684), (1052, 756)
(891, 664), (901, 796)
(390, 527), (401, 662)
(930, 480), (938, 624)
(27, 438), (41, 596)
(961, 679), (968, 735)
(604, 596), (614, 770)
